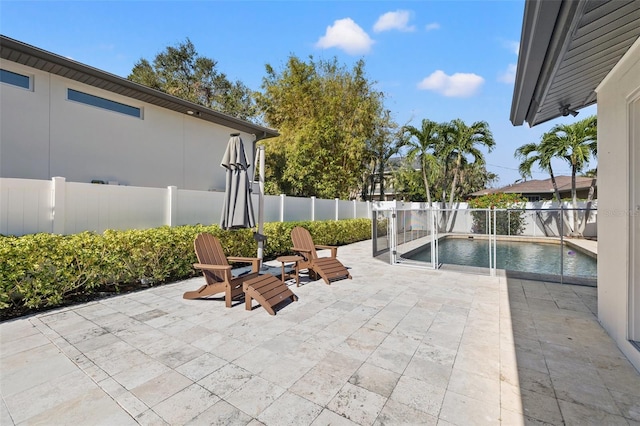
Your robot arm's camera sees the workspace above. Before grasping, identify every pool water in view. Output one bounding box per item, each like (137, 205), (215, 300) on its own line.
(406, 238), (597, 278)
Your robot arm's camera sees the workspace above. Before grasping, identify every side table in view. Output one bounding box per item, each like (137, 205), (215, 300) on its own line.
(276, 255), (304, 287)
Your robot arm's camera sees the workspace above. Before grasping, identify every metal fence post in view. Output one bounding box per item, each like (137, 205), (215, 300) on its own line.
(311, 196), (316, 221)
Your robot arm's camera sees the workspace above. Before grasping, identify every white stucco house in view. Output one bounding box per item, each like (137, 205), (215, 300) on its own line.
(510, 0), (640, 371)
(0, 35), (278, 191)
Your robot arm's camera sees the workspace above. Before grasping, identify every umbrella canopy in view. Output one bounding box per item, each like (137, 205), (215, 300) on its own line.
(220, 134), (256, 229)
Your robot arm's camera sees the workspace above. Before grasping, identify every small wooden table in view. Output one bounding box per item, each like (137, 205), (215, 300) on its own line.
(276, 255), (303, 286)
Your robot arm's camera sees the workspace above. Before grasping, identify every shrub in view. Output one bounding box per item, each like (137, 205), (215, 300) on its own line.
(467, 193), (527, 235)
(0, 219), (370, 315)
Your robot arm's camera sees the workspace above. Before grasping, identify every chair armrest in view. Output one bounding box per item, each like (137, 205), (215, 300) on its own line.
(291, 247), (313, 261)
(227, 257), (261, 273)
(315, 245), (338, 258)
(193, 263), (232, 271)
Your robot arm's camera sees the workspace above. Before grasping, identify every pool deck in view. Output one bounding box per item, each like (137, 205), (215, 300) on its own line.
(2, 239), (637, 425)
(564, 238), (597, 256)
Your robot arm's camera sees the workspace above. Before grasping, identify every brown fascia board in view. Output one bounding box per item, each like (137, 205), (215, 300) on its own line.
(0, 35), (278, 140)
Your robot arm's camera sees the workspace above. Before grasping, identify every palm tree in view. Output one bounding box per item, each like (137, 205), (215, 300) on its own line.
(514, 139), (564, 205)
(543, 116), (597, 236)
(402, 119), (442, 206)
(440, 119), (495, 228)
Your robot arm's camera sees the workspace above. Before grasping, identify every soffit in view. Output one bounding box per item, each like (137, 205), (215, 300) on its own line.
(511, 0), (640, 127)
(0, 35), (278, 139)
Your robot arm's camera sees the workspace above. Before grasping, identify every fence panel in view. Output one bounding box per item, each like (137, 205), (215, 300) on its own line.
(283, 196), (311, 222)
(356, 201), (370, 219)
(0, 178), (53, 236)
(65, 183), (166, 234)
(177, 189), (225, 226)
(337, 200), (353, 220)
(314, 198), (335, 221)
(377, 205), (597, 286)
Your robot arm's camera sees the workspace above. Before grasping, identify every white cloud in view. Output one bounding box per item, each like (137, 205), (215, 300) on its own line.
(373, 10), (415, 33)
(315, 18), (374, 55)
(498, 63), (517, 84)
(417, 70), (484, 97)
(502, 40), (520, 55)
(425, 22), (440, 32)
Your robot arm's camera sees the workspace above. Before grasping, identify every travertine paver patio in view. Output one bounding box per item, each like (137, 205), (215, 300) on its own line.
(1, 239), (639, 425)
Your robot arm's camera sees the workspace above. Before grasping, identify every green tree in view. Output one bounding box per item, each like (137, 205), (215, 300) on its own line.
(440, 119), (495, 208)
(393, 160), (427, 202)
(468, 193), (527, 235)
(434, 119), (495, 231)
(128, 38), (258, 121)
(515, 137), (572, 234)
(514, 139), (564, 204)
(516, 116), (597, 237)
(544, 116), (597, 236)
(256, 55), (384, 199)
(402, 119), (442, 206)
(363, 110), (402, 201)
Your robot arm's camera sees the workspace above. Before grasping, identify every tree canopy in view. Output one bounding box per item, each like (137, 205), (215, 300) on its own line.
(256, 55), (386, 199)
(396, 119), (496, 204)
(514, 115), (597, 237)
(128, 38), (258, 121)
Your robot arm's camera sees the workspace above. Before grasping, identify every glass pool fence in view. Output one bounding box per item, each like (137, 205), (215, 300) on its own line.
(372, 206), (597, 286)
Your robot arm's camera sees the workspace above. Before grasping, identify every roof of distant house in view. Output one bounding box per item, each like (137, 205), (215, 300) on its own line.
(0, 35), (278, 139)
(471, 176), (596, 197)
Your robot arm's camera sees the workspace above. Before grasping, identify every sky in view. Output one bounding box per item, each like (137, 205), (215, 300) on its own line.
(0, 0), (597, 187)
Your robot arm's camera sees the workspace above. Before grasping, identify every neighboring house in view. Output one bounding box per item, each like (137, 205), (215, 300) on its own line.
(368, 157), (414, 201)
(511, 0), (640, 371)
(0, 35), (278, 191)
(471, 176), (597, 201)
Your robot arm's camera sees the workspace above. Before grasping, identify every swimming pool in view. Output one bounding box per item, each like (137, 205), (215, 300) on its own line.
(404, 237), (597, 278)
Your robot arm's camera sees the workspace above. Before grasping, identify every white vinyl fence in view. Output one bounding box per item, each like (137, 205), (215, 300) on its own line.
(0, 177), (373, 236)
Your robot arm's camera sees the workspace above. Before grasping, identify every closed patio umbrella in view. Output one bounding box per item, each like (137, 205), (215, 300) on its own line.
(220, 134), (255, 229)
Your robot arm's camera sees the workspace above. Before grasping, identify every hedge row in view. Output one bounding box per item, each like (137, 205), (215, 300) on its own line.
(0, 219), (371, 312)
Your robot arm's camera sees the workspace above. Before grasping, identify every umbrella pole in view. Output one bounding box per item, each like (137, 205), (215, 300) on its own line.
(257, 145), (265, 262)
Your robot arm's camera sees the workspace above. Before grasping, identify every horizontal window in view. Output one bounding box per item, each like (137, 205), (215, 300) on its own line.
(67, 88), (142, 118)
(0, 69), (31, 89)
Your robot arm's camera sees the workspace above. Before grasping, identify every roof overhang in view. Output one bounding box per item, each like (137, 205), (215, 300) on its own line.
(0, 35), (279, 140)
(510, 0), (640, 127)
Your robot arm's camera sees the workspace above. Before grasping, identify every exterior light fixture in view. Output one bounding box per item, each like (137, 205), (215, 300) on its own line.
(560, 105), (579, 117)
(186, 110), (194, 115)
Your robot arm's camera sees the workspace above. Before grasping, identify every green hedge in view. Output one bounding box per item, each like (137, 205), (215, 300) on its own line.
(0, 219), (371, 313)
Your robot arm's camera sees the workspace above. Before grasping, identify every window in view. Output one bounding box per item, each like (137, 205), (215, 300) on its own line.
(67, 88), (142, 118)
(526, 195), (541, 202)
(0, 69), (31, 89)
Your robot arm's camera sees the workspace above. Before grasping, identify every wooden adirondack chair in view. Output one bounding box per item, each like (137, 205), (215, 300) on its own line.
(184, 233), (298, 315)
(183, 233), (261, 306)
(290, 226), (352, 285)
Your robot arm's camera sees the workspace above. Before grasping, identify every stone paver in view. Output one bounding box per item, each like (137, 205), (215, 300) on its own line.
(1, 239), (639, 425)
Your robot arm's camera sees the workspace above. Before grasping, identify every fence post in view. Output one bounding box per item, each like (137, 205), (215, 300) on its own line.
(353, 200), (357, 218)
(335, 198), (339, 220)
(280, 194), (285, 222)
(367, 201), (371, 219)
(311, 196), (316, 221)
(52, 177), (66, 234)
(167, 186), (177, 227)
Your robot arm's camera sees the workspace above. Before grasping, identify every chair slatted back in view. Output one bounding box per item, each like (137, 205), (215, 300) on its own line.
(194, 233), (229, 284)
(291, 226), (318, 261)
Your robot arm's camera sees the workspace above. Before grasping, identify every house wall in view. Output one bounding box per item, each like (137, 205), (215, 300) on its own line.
(0, 60), (255, 191)
(596, 37), (640, 371)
